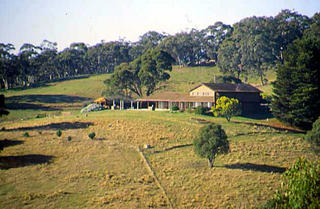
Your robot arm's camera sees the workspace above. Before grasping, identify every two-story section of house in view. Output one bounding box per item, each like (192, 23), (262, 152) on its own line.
(189, 83), (262, 113)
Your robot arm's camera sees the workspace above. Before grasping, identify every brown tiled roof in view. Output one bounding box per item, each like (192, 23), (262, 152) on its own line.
(190, 83), (262, 93)
(137, 92), (214, 103)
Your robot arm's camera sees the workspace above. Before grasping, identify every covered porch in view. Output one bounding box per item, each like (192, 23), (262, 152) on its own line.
(136, 92), (214, 110)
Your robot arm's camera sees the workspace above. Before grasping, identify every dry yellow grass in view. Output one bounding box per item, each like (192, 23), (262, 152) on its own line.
(0, 110), (318, 208)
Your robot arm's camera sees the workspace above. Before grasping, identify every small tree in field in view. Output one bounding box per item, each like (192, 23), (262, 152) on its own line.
(193, 124), (230, 168)
(212, 96), (241, 122)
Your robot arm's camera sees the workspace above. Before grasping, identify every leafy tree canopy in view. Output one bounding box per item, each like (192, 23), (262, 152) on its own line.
(263, 158), (320, 209)
(194, 124), (229, 168)
(103, 49), (174, 98)
(305, 116), (320, 153)
(212, 96), (241, 122)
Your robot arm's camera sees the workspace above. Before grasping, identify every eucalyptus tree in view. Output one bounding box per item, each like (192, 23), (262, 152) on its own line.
(217, 38), (243, 79)
(129, 31), (167, 59)
(86, 40), (132, 74)
(37, 40), (58, 81)
(18, 43), (41, 86)
(69, 42), (88, 75)
(0, 43), (17, 89)
(201, 21), (233, 61)
(273, 9), (312, 63)
(218, 16), (276, 84)
(104, 49), (174, 98)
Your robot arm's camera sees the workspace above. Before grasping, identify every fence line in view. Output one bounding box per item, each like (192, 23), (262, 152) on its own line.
(137, 147), (174, 209)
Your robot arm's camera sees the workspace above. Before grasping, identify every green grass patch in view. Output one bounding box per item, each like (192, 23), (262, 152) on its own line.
(2, 73), (111, 99)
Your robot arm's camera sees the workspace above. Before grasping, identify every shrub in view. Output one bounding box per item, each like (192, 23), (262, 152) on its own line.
(1, 127), (5, 131)
(56, 129), (62, 137)
(194, 106), (206, 115)
(193, 123), (230, 168)
(262, 158), (320, 209)
(88, 132), (96, 140)
(305, 116), (320, 153)
(170, 105), (179, 112)
(67, 136), (72, 141)
(35, 114), (46, 119)
(23, 132), (29, 137)
(212, 96), (241, 122)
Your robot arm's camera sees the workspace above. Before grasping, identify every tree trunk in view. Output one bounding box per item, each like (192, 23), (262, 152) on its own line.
(2, 78), (9, 90)
(260, 74), (264, 86)
(208, 158), (214, 168)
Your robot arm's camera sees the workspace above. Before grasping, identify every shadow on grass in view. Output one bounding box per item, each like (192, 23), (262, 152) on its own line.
(153, 143), (193, 154)
(0, 154), (54, 169)
(232, 120), (305, 134)
(6, 102), (60, 111)
(6, 121), (94, 131)
(7, 94), (91, 104)
(224, 163), (286, 173)
(229, 131), (281, 138)
(241, 112), (274, 120)
(0, 139), (24, 151)
(189, 118), (212, 124)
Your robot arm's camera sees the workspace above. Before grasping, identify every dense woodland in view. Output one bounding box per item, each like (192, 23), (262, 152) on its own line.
(0, 9), (318, 90)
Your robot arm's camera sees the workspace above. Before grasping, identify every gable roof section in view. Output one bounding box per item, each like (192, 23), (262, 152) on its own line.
(190, 83), (261, 93)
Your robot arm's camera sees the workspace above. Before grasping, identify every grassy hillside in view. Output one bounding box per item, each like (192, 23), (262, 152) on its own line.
(160, 66), (221, 92)
(2, 74), (111, 99)
(159, 66), (275, 94)
(0, 111), (316, 208)
(2, 66), (275, 99)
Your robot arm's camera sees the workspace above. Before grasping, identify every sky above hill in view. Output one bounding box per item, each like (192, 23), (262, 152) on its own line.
(1, 0), (319, 52)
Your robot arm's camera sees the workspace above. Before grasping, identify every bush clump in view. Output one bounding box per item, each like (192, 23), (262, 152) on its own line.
(56, 129), (62, 137)
(1, 127), (5, 131)
(88, 132), (96, 140)
(194, 106), (207, 115)
(67, 136), (72, 141)
(262, 158), (320, 209)
(23, 132), (29, 137)
(35, 114), (46, 119)
(305, 116), (320, 153)
(170, 105), (179, 112)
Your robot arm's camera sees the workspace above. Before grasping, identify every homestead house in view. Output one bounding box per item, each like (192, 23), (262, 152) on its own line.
(136, 83), (263, 113)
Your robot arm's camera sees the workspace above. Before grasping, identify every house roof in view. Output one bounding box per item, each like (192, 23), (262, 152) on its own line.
(189, 83), (262, 93)
(137, 92), (213, 103)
